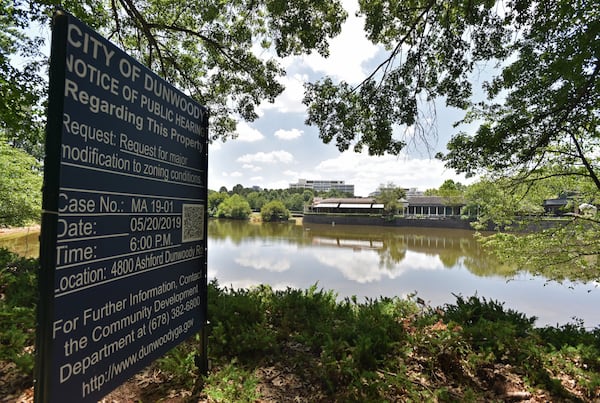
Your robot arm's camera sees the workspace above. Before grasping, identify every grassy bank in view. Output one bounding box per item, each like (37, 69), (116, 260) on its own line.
(1, 248), (599, 402)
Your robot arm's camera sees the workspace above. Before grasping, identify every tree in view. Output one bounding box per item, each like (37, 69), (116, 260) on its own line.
(231, 184), (245, 196)
(285, 193), (304, 212)
(260, 200), (290, 222)
(425, 180), (465, 196)
(303, 0), (600, 282)
(436, 179), (466, 207)
(0, 135), (42, 226)
(2, 0), (347, 147)
(208, 191), (229, 215)
(375, 184), (406, 217)
(302, 189), (314, 203)
(304, 1), (597, 162)
(0, 2), (46, 159)
(216, 194), (251, 219)
(246, 191), (266, 211)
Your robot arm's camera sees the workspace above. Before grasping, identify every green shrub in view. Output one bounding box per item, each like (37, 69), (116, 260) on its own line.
(215, 194), (251, 219)
(260, 200), (290, 222)
(0, 248), (38, 373)
(442, 294), (536, 360)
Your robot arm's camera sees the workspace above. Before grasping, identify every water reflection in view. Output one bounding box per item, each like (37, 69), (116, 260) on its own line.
(208, 220), (513, 279)
(0, 229), (40, 258)
(208, 220), (599, 327)
(2, 221), (598, 326)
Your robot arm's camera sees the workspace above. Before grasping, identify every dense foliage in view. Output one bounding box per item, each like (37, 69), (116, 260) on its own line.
(208, 184), (354, 218)
(0, 1), (46, 158)
(0, 135), (42, 227)
(4, 252), (599, 401)
(0, 249), (38, 375)
(1, 0), (347, 146)
(304, 0), (598, 166)
(215, 194), (251, 220)
(374, 183), (406, 217)
(260, 200), (290, 222)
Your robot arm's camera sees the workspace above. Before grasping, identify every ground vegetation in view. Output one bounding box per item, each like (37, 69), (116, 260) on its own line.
(2, 250), (599, 402)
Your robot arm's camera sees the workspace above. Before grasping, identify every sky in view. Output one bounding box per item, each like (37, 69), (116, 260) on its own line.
(208, 0), (478, 197)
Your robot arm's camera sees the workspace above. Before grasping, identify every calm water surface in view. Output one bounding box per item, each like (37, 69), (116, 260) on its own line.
(208, 220), (599, 328)
(2, 221), (598, 327)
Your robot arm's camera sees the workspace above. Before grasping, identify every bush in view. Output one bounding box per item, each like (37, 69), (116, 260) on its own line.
(260, 200), (290, 222)
(0, 248), (38, 373)
(215, 194), (251, 219)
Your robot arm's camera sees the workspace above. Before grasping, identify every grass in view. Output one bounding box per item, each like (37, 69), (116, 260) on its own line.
(1, 247), (599, 401)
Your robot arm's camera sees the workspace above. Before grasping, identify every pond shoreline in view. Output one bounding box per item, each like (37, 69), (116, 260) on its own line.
(0, 225), (40, 238)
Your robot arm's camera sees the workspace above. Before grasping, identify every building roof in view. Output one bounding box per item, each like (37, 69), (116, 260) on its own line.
(313, 196), (465, 208)
(543, 199), (569, 206)
(314, 198), (375, 205)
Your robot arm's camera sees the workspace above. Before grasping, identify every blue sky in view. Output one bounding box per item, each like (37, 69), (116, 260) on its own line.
(208, 0), (480, 196)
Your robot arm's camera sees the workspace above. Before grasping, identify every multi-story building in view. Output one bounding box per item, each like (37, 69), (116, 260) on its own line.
(289, 179), (354, 195)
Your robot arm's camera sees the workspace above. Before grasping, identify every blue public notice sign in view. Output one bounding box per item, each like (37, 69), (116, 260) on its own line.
(35, 11), (208, 402)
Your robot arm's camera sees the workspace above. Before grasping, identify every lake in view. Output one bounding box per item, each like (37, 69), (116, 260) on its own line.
(2, 220), (598, 327)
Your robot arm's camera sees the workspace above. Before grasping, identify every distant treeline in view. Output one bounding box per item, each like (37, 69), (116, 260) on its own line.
(208, 185), (353, 219)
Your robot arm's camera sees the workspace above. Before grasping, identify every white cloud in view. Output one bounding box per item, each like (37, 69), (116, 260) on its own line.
(274, 128), (304, 140)
(313, 249), (444, 283)
(237, 150), (294, 164)
(297, 0), (381, 84)
(250, 176), (263, 182)
(235, 251), (291, 272)
(283, 170), (298, 177)
(315, 152), (474, 196)
(242, 164), (262, 172)
(235, 121), (265, 142)
(258, 73), (308, 115)
(262, 179), (292, 190)
(208, 141), (222, 151)
(229, 171), (243, 178)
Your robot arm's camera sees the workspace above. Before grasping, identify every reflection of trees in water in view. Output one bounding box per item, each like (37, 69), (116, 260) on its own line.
(378, 237), (406, 270)
(208, 219), (304, 245)
(462, 249), (518, 278)
(208, 220), (514, 278)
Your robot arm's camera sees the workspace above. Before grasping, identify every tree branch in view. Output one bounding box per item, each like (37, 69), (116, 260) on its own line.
(568, 128), (600, 191)
(350, 0), (436, 93)
(118, 0), (167, 76)
(145, 23), (251, 75)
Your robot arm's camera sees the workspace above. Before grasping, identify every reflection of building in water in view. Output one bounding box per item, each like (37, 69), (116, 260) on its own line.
(306, 229), (478, 269)
(311, 237), (384, 250)
(308, 232), (471, 252)
(398, 234), (471, 253)
(308, 196), (464, 217)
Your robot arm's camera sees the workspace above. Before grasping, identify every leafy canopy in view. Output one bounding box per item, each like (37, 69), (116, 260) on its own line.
(375, 183), (406, 216)
(3, 0), (347, 146)
(216, 194), (251, 219)
(303, 0), (599, 176)
(260, 200), (290, 222)
(0, 134), (42, 227)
